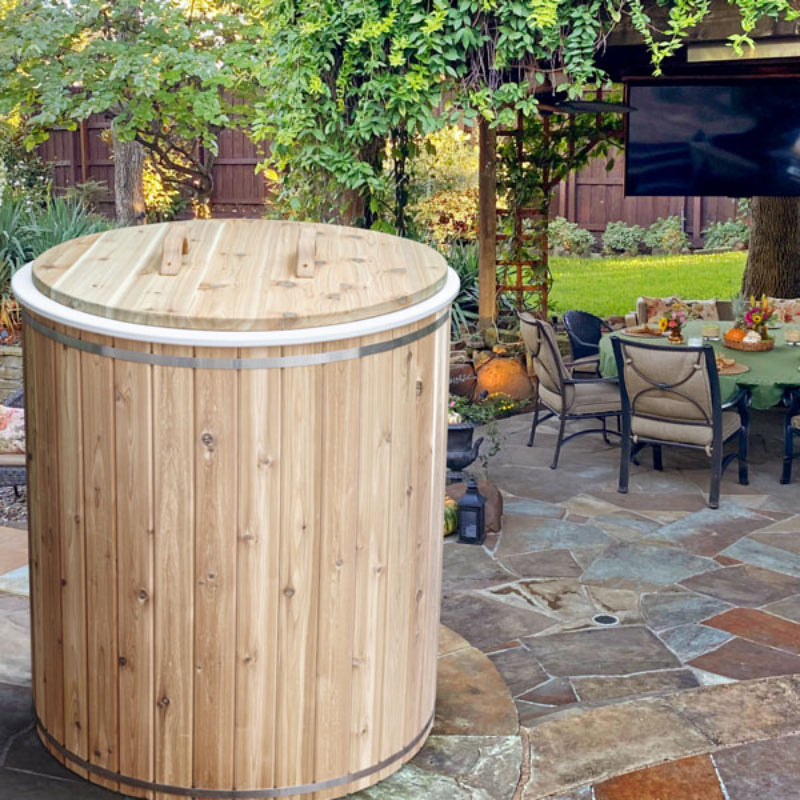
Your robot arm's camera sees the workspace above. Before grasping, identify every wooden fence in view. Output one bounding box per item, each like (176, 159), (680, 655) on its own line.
(37, 114), (269, 219)
(40, 118), (739, 242)
(552, 154), (738, 246)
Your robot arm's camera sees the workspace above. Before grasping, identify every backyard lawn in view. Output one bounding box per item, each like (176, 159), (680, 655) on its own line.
(548, 250), (747, 319)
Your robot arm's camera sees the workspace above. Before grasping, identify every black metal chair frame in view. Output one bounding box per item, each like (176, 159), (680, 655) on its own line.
(521, 315), (621, 470)
(781, 388), (800, 485)
(611, 337), (750, 509)
(562, 309), (612, 376)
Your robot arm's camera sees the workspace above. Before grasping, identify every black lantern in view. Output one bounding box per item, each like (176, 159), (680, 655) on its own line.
(457, 479), (486, 545)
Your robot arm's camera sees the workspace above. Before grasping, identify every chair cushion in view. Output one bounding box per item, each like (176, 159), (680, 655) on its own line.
(0, 405), (25, 454)
(770, 297), (800, 323)
(632, 410), (742, 450)
(540, 379), (621, 416)
(638, 296), (719, 324)
(640, 296), (679, 325)
(685, 300), (719, 321)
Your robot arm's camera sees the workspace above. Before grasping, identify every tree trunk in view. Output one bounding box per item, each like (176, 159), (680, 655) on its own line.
(742, 196), (800, 298)
(112, 128), (146, 226)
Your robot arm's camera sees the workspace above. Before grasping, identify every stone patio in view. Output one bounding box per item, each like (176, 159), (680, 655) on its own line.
(2, 406), (800, 798)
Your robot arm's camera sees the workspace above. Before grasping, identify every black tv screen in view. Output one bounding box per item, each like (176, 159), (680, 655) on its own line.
(625, 80), (800, 197)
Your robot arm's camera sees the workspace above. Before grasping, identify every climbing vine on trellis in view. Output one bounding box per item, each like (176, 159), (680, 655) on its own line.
(494, 100), (623, 316)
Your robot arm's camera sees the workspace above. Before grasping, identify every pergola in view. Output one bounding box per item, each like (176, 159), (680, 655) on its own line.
(475, 1), (800, 330)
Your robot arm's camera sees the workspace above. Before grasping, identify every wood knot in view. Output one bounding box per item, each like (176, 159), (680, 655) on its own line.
(138, 589), (149, 602)
(118, 656), (127, 666)
(283, 586), (295, 598)
(157, 696), (170, 708)
(201, 432), (215, 450)
(416, 379), (423, 396)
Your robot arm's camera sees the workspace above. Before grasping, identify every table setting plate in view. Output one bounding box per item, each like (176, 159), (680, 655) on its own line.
(623, 327), (665, 338)
(718, 362), (750, 375)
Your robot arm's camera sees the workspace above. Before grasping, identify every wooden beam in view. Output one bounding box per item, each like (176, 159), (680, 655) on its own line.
(478, 118), (497, 331)
(79, 120), (90, 185)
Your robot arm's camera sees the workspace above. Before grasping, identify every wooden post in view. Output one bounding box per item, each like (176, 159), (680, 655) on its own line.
(478, 118), (497, 331)
(692, 196), (703, 247)
(79, 120), (90, 185)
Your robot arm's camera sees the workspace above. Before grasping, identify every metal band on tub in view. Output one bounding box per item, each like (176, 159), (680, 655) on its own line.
(36, 710), (434, 798)
(22, 310), (449, 370)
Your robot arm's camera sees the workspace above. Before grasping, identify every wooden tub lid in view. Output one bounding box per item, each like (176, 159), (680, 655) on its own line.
(31, 219), (449, 332)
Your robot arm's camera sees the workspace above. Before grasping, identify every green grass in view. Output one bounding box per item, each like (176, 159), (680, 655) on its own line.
(548, 251), (747, 319)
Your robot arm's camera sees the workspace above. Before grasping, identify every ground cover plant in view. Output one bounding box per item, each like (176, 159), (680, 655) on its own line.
(548, 251), (747, 319)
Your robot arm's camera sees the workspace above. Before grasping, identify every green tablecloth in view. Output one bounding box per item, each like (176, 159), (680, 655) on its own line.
(599, 320), (800, 410)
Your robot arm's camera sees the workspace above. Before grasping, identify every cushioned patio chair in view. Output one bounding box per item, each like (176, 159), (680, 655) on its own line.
(562, 309), (613, 376)
(519, 313), (622, 469)
(0, 388), (25, 496)
(781, 388), (800, 484)
(611, 337), (749, 509)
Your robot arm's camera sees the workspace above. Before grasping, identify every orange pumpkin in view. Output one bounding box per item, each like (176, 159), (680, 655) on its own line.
(725, 327), (746, 343)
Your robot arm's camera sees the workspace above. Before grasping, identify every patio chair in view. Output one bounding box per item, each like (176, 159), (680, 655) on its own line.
(519, 313), (622, 469)
(781, 388), (800, 484)
(0, 388), (25, 496)
(562, 309), (612, 376)
(611, 337), (749, 509)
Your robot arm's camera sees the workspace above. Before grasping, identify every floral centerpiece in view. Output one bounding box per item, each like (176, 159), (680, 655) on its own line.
(724, 295), (777, 351)
(658, 303), (689, 343)
(743, 295), (776, 340)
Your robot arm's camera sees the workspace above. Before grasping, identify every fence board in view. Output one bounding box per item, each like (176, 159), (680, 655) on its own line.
(42, 118), (738, 235)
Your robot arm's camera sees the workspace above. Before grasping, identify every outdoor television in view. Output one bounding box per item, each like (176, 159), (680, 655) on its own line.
(625, 79), (800, 197)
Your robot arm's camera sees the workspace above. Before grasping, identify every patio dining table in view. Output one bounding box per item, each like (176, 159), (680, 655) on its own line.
(599, 320), (800, 410)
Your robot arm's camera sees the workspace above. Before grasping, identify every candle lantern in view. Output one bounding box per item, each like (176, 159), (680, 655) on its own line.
(457, 478), (486, 545)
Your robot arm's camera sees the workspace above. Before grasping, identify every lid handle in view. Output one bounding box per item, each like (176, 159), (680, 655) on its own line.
(295, 228), (317, 279)
(160, 229), (189, 276)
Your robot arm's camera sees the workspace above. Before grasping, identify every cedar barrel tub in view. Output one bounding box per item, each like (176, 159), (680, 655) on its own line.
(12, 219), (459, 800)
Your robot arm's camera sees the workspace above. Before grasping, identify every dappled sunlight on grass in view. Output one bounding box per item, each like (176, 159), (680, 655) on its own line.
(549, 251), (747, 319)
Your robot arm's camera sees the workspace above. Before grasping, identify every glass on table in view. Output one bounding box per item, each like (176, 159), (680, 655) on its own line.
(785, 324), (800, 346)
(702, 323), (720, 341)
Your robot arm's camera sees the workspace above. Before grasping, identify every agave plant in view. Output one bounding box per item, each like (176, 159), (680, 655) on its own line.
(446, 241), (479, 340)
(21, 196), (114, 255)
(0, 195), (31, 281)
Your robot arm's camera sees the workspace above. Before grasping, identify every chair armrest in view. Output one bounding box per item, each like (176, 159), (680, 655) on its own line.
(722, 387), (751, 420)
(564, 375), (618, 386)
(564, 355), (601, 377)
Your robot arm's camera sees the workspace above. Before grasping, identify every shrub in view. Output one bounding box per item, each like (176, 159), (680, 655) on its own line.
(411, 186), (479, 245)
(702, 218), (750, 250)
(0, 195), (30, 281)
(548, 216), (595, 257)
(602, 220), (644, 256)
(0, 121), (52, 207)
(643, 216), (690, 255)
(408, 126), (479, 202)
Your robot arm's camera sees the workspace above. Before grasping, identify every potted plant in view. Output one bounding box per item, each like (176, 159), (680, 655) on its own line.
(447, 392), (520, 476)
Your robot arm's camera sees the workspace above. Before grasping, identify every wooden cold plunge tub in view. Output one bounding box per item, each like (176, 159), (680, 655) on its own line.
(12, 219), (459, 800)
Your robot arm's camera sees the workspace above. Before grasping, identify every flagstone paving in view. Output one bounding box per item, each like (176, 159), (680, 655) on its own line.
(2, 408), (800, 799)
